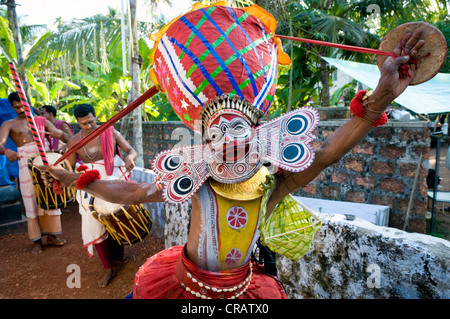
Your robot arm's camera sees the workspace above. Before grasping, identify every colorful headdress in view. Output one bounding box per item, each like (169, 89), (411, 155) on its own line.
(149, 2), (290, 132)
(150, 2), (320, 205)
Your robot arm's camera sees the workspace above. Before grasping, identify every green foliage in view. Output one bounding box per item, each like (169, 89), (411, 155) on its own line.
(433, 20), (450, 73)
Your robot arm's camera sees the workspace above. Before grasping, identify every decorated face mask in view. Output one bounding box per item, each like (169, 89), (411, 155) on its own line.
(152, 104), (319, 204)
(206, 110), (264, 184)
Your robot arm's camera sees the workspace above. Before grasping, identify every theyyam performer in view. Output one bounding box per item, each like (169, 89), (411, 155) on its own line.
(39, 1), (445, 299)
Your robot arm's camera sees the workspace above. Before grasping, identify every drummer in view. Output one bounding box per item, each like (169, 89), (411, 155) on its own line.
(65, 103), (137, 287)
(0, 91), (70, 253)
(40, 105), (74, 152)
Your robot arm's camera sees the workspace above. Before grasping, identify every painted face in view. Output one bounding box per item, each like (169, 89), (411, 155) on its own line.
(205, 110), (263, 184)
(207, 110), (254, 163)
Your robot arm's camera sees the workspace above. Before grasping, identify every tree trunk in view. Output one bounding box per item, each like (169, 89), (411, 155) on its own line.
(129, 0), (144, 167)
(319, 58), (330, 107)
(287, 17), (293, 113)
(6, 0), (30, 98)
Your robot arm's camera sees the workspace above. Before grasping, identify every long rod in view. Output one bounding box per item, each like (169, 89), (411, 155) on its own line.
(8, 62), (49, 166)
(276, 34), (395, 58)
(54, 86), (158, 166)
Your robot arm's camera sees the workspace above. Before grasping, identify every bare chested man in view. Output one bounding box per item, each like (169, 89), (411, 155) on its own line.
(0, 92), (69, 253)
(65, 103), (137, 287)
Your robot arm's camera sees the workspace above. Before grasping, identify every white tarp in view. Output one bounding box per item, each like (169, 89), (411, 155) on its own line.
(323, 57), (450, 114)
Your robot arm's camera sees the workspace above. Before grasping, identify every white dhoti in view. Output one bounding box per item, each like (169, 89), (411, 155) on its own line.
(17, 142), (62, 241)
(76, 155), (131, 256)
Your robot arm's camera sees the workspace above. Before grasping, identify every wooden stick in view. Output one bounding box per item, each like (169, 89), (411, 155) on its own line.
(403, 153), (423, 230)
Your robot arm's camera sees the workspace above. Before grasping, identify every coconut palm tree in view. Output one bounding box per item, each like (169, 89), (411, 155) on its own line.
(258, 0), (445, 109)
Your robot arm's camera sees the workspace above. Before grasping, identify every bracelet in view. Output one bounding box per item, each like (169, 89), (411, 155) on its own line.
(154, 174), (163, 191)
(350, 90), (388, 127)
(76, 169), (101, 190)
(1, 148), (9, 155)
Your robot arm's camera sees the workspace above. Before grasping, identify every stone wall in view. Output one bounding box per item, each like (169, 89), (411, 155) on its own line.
(133, 168), (450, 299)
(278, 212), (450, 299)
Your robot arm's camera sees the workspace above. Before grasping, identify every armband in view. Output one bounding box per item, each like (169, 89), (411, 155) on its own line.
(350, 90), (388, 127)
(76, 169), (101, 190)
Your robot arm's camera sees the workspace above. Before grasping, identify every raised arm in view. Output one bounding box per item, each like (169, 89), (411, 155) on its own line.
(268, 29), (425, 214)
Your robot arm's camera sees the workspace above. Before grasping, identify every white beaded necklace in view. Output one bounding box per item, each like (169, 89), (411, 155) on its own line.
(81, 131), (100, 160)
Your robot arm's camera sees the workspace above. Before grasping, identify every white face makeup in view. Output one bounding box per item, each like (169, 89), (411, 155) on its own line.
(205, 110), (263, 184)
(208, 113), (253, 163)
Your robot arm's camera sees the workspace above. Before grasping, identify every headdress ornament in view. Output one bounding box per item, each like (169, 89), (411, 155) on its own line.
(149, 2), (320, 205)
(149, 1), (291, 132)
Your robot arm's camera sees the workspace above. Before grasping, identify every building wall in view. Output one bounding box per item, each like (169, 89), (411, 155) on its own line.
(72, 118), (431, 233)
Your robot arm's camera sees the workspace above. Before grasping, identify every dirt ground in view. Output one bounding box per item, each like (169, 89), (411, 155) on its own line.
(0, 201), (164, 299)
(0, 144), (449, 300)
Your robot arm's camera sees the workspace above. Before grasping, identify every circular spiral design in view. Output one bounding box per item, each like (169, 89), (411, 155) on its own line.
(285, 114), (308, 136)
(281, 143), (305, 164)
(172, 176), (193, 196)
(163, 155), (182, 172)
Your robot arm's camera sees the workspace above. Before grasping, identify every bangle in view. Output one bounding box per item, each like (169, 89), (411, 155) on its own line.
(154, 174), (163, 191)
(77, 164), (89, 173)
(350, 90), (388, 127)
(76, 169), (101, 190)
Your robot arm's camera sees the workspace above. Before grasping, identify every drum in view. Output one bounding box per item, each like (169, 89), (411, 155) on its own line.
(88, 196), (153, 245)
(28, 152), (75, 210)
(377, 21), (447, 85)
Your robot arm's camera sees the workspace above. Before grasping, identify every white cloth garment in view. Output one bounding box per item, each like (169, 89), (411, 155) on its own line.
(76, 155), (131, 256)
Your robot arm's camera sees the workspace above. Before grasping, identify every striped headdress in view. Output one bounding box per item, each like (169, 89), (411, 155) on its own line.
(149, 2), (290, 132)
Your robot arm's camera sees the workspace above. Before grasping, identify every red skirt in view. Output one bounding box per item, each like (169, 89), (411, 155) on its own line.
(133, 245), (287, 299)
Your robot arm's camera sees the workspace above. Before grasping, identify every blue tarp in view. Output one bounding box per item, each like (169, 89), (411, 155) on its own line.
(323, 57), (450, 114)
(0, 98), (19, 186)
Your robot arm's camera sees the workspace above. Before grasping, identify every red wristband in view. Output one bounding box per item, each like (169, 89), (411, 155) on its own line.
(76, 169), (101, 190)
(350, 90), (388, 127)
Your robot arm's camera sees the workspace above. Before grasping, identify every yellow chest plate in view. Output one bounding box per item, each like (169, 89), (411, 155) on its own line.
(208, 166), (269, 269)
(215, 193), (262, 269)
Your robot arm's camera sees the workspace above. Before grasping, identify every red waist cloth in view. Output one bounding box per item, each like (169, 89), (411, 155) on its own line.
(133, 245), (287, 299)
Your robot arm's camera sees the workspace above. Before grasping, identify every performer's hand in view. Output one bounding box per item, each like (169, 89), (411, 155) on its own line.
(369, 28), (425, 115)
(124, 156), (135, 171)
(48, 129), (63, 138)
(37, 164), (79, 188)
(4, 149), (20, 162)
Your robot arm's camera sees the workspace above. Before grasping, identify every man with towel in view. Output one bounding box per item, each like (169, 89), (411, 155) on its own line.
(66, 103), (137, 287)
(0, 92), (70, 253)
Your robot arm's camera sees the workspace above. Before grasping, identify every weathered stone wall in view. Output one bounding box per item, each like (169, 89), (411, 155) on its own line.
(278, 212), (450, 299)
(131, 168), (450, 299)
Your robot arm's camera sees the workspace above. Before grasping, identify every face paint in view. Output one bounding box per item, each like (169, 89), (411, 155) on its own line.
(208, 112), (254, 163)
(206, 110), (264, 184)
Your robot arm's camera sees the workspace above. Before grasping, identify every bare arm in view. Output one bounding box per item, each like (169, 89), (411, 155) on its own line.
(0, 122), (11, 152)
(45, 119), (69, 143)
(65, 136), (80, 169)
(114, 130), (138, 170)
(37, 164), (164, 205)
(0, 122), (19, 162)
(268, 29), (425, 214)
